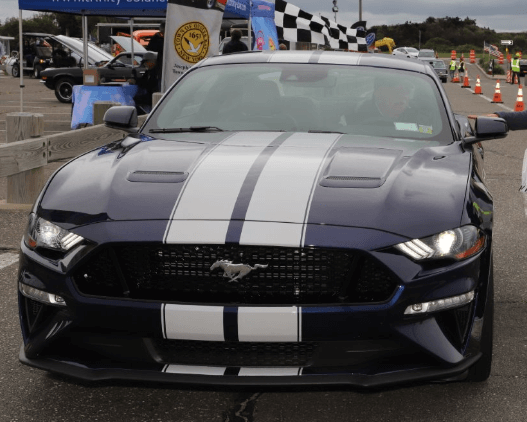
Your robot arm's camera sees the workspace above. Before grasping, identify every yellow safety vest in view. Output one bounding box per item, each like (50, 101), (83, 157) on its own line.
(512, 58), (520, 72)
(449, 60), (456, 70)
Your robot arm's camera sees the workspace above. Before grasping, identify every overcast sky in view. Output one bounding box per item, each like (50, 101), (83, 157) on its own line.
(2, 0), (527, 33)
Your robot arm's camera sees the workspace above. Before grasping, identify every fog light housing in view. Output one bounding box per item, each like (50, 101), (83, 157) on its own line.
(404, 291), (474, 315)
(19, 283), (66, 307)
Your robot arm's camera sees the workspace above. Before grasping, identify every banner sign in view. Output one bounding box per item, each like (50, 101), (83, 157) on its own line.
(18, 0), (168, 16)
(19, 0), (247, 18)
(251, 0), (278, 51)
(162, 0), (227, 92)
(226, 0), (250, 18)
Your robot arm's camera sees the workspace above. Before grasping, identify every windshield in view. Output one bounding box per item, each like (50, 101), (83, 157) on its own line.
(407, 48), (419, 53)
(430, 60), (446, 69)
(145, 63), (452, 143)
(419, 50), (435, 57)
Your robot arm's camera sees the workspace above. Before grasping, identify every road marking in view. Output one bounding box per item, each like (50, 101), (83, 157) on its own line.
(0, 253), (19, 270)
(464, 88), (514, 111)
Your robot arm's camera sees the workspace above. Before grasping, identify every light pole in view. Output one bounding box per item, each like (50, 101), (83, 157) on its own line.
(332, 0), (338, 23)
(359, 0), (362, 21)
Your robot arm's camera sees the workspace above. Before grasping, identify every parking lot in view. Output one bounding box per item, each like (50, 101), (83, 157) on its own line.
(1, 63), (527, 421)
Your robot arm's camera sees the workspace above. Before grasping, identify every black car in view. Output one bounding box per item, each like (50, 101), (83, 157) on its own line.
(425, 58), (448, 83)
(40, 51), (148, 103)
(18, 51), (506, 387)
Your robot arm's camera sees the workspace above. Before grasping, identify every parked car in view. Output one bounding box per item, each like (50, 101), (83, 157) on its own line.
(392, 46), (419, 58)
(18, 51), (502, 387)
(425, 58), (448, 83)
(418, 49), (436, 60)
(4, 33), (54, 78)
(40, 37), (147, 103)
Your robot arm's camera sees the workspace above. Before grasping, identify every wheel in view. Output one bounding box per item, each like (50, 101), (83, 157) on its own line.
(33, 65), (42, 79)
(466, 264), (494, 382)
(12, 64), (19, 78)
(54, 78), (74, 103)
(442, 78), (447, 83)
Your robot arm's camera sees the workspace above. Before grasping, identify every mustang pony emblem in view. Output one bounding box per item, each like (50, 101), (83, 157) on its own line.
(210, 260), (268, 282)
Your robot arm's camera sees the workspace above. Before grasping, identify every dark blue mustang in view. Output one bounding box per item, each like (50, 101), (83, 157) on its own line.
(17, 51), (507, 387)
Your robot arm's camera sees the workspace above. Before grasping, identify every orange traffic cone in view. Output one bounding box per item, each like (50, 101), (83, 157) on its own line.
(452, 71), (460, 83)
(491, 80), (503, 103)
(461, 69), (471, 88)
(515, 84), (524, 111)
(474, 75), (482, 94)
(507, 70), (512, 83)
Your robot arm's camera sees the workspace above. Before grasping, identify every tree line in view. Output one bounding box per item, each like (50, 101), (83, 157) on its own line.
(370, 16), (526, 54)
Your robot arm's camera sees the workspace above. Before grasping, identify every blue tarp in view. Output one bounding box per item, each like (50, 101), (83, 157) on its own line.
(18, 0), (248, 18)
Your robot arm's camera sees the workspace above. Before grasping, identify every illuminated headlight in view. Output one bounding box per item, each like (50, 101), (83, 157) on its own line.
(19, 282), (66, 306)
(39, 59), (45, 63)
(395, 226), (485, 261)
(25, 214), (84, 252)
(405, 291), (474, 314)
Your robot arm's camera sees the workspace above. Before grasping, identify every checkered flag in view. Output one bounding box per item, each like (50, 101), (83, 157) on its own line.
(275, 0), (367, 51)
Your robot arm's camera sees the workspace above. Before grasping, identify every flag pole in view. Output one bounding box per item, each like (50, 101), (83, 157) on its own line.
(18, 9), (24, 112)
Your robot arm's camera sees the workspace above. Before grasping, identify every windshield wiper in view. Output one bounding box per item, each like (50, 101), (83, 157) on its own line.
(307, 130), (344, 134)
(149, 126), (224, 133)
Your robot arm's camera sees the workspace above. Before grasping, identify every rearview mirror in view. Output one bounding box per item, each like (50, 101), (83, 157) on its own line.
(104, 106), (138, 133)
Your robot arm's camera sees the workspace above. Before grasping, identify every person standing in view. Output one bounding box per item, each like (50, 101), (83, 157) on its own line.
(222, 29), (248, 54)
(458, 58), (465, 81)
(449, 58), (457, 81)
(511, 52), (521, 85)
(146, 22), (165, 91)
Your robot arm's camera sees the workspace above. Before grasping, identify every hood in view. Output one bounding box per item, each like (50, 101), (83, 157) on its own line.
(110, 36), (147, 53)
(39, 132), (470, 240)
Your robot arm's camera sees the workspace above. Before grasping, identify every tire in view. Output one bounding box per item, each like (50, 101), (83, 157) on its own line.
(466, 265), (494, 382)
(12, 64), (19, 78)
(33, 65), (42, 79)
(54, 78), (74, 103)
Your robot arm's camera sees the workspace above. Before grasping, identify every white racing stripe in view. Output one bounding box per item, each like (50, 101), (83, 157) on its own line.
(163, 304), (225, 341)
(165, 132), (283, 244)
(241, 133), (340, 247)
(0, 253), (19, 270)
(238, 306), (299, 342)
(163, 365), (226, 375)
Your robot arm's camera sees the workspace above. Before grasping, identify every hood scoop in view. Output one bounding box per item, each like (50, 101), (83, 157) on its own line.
(127, 171), (188, 183)
(321, 147), (402, 188)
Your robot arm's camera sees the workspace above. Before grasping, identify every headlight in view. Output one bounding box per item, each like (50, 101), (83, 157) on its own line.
(25, 214), (84, 252)
(395, 226), (485, 261)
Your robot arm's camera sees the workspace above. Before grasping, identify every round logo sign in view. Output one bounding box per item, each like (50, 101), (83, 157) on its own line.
(174, 22), (210, 64)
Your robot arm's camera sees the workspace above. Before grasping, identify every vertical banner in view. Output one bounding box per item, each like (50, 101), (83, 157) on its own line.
(251, 0), (278, 51)
(163, 0), (227, 92)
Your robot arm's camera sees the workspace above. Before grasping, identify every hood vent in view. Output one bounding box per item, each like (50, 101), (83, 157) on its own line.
(127, 171), (188, 183)
(322, 176), (383, 188)
(320, 147), (402, 189)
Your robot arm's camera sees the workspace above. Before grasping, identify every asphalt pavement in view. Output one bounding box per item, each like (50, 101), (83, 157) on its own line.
(1, 63), (527, 422)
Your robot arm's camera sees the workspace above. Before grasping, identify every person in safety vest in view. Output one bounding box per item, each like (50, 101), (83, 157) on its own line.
(449, 58), (457, 81)
(511, 52), (522, 85)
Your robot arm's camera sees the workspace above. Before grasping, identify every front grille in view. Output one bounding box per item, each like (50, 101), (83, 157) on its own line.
(73, 244), (398, 304)
(151, 339), (317, 367)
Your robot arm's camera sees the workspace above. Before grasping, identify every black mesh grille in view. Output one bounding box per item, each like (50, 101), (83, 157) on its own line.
(152, 339), (317, 367)
(436, 302), (475, 351)
(73, 244), (398, 305)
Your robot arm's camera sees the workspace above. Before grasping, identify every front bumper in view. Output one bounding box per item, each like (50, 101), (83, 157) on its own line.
(17, 223), (492, 387)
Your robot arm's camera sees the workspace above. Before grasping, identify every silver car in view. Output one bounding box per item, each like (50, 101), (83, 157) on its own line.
(392, 47), (419, 59)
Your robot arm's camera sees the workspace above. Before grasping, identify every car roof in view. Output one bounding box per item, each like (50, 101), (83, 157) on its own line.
(197, 50), (436, 77)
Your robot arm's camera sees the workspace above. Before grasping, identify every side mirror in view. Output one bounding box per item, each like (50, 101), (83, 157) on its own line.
(103, 106), (138, 133)
(463, 116), (508, 145)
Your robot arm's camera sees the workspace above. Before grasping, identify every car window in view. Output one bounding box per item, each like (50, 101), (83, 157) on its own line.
(430, 60), (446, 69)
(146, 64), (453, 144)
(407, 48), (419, 53)
(419, 50), (435, 57)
